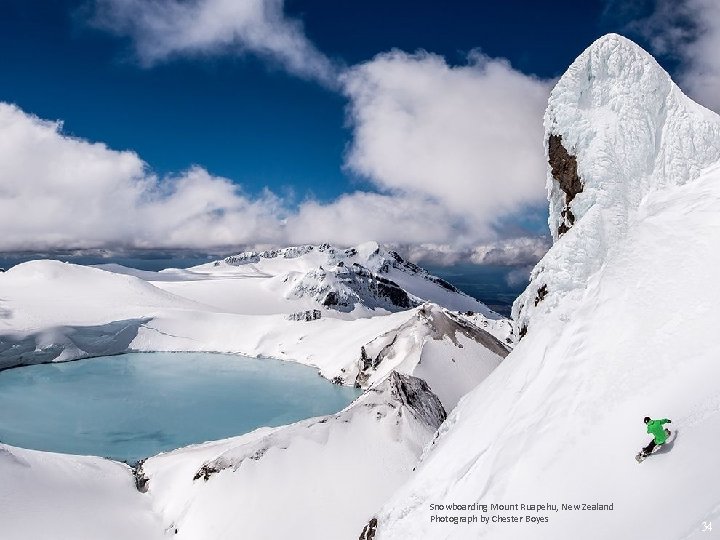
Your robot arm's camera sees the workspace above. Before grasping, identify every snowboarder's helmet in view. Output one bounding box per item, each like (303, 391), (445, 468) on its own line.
(643, 416), (651, 424)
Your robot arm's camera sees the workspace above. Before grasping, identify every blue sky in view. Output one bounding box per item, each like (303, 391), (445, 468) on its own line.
(1, 0), (618, 201)
(0, 0), (717, 260)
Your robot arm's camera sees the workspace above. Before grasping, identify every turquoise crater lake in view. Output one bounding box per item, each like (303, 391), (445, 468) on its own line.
(0, 352), (360, 463)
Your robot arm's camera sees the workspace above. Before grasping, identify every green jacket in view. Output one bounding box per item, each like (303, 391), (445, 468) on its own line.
(647, 419), (670, 444)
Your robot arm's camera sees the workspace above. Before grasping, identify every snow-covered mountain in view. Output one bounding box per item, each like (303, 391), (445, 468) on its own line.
(0, 249), (507, 397)
(371, 33), (720, 540)
(0, 371), (446, 540)
(0, 444), (163, 539)
(514, 32), (720, 337)
(0, 247), (509, 539)
(14, 30), (720, 540)
(168, 241), (497, 318)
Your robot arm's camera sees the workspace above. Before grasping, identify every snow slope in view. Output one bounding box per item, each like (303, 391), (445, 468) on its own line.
(141, 372), (445, 540)
(372, 34), (720, 540)
(0, 267), (506, 406)
(0, 444), (163, 540)
(0, 259), (211, 331)
(0, 260), (506, 539)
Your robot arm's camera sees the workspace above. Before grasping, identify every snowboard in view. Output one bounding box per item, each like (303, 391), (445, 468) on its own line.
(635, 429), (674, 463)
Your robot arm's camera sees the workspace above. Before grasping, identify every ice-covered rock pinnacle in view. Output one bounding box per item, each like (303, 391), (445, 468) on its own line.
(546, 33), (720, 240)
(514, 33), (720, 335)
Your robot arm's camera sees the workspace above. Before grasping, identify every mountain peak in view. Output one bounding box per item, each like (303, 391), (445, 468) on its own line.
(513, 33), (720, 335)
(545, 33), (720, 242)
(584, 32), (652, 59)
(198, 242), (497, 318)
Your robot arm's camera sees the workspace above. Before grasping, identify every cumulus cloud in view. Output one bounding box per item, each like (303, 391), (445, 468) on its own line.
(87, 2), (555, 251)
(341, 50), (552, 225)
(286, 192), (466, 247)
(0, 102), (551, 255)
(91, 0), (337, 84)
(10, 6), (559, 258)
(0, 103), (285, 250)
(632, 0), (720, 112)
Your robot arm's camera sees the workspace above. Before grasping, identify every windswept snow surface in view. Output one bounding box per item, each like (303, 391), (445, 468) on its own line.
(0, 259), (211, 330)
(0, 444), (163, 540)
(374, 34), (720, 540)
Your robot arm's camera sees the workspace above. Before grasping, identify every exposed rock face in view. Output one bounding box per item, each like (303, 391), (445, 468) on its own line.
(220, 242), (477, 315)
(223, 252), (261, 265)
(132, 459), (150, 493)
(287, 309), (322, 322)
(359, 517), (378, 540)
(388, 372), (446, 429)
(548, 134), (583, 236)
(290, 263), (415, 313)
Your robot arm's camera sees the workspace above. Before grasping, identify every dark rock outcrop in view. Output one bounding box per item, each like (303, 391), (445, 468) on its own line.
(287, 309), (322, 322)
(373, 276), (412, 308)
(518, 324), (528, 340)
(359, 517), (378, 540)
(193, 463), (222, 482)
(133, 459), (150, 493)
(534, 284), (548, 306)
(387, 372), (447, 429)
(548, 134), (583, 236)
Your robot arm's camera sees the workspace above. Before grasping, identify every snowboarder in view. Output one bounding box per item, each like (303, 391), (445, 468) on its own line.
(636, 416), (672, 462)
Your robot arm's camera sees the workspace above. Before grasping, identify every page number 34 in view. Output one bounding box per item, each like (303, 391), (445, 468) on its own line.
(702, 521), (712, 532)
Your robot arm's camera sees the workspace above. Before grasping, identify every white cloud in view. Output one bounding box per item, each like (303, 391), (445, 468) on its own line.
(468, 236), (551, 265)
(400, 237), (550, 267)
(286, 191), (462, 246)
(505, 265), (534, 287)
(8, 9), (560, 257)
(0, 103), (285, 250)
(341, 50), (551, 226)
(91, 0), (337, 84)
(87, 3), (556, 250)
(634, 0), (720, 112)
(0, 102), (550, 256)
